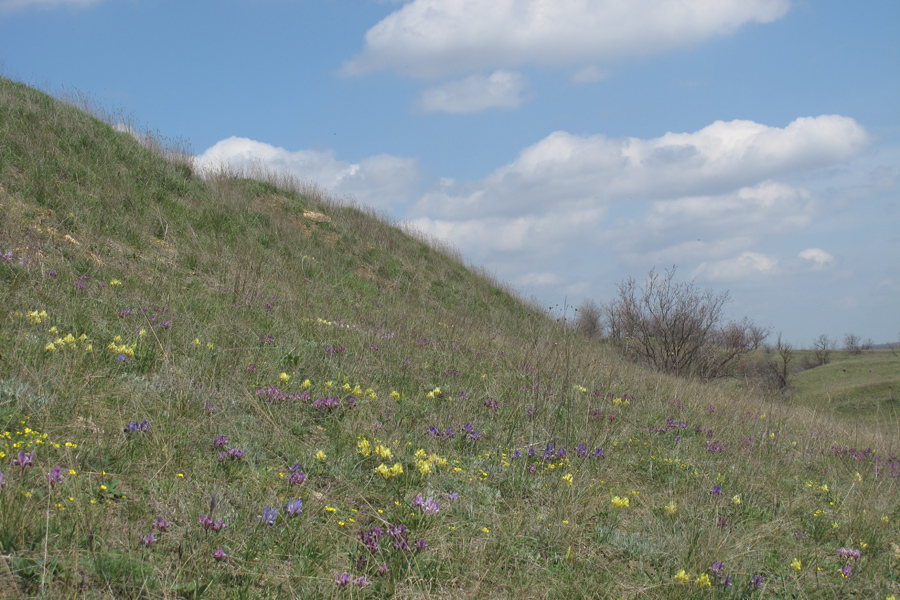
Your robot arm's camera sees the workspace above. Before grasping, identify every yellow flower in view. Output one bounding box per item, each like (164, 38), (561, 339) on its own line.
(732, 494), (741, 506)
(664, 501), (677, 515)
(611, 496), (629, 508)
(45, 343), (57, 352)
(325, 380), (333, 388)
(280, 372), (290, 382)
(69, 469), (76, 475)
(314, 450), (327, 462)
(206, 342), (214, 349)
(357, 438), (371, 457)
(48, 326), (58, 334)
(673, 570), (689, 584)
(696, 574), (711, 588)
(433, 387), (442, 396)
(561, 473), (574, 485)
(109, 279), (122, 286)
(138, 329), (146, 338)
(481, 527), (490, 534)
(391, 391), (400, 400)
(193, 338), (201, 345)
(300, 379), (312, 389)
(389, 462), (403, 477)
(416, 460), (431, 476)
(790, 558), (802, 572)
(352, 385), (362, 396)
(375, 445), (392, 460)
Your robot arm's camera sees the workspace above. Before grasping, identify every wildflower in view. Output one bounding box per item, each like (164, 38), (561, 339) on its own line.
(749, 574), (763, 589)
(664, 501), (677, 515)
(357, 438), (372, 457)
(279, 372), (290, 382)
(374, 445), (392, 460)
(673, 570), (690, 584)
(258, 504), (277, 526)
(719, 575), (734, 588)
(481, 527), (490, 534)
(447, 491), (459, 502)
(611, 496), (629, 508)
(212, 435), (228, 448)
(710, 485), (722, 495)
(731, 494), (741, 506)
(354, 575), (371, 587)
(0, 471), (6, 489)
(336, 573), (351, 586)
(141, 532), (157, 547)
(154, 517), (170, 531)
(562, 473), (574, 485)
(840, 565), (852, 578)
(12, 449), (35, 471)
(213, 548), (227, 561)
(414, 539), (427, 551)
(709, 560), (724, 575)
(391, 391), (400, 400)
(423, 497), (439, 515)
(696, 573), (711, 588)
(790, 558), (801, 572)
(284, 497), (303, 517)
(314, 449), (327, 462)
(287, 464), (307, 485)
(47, 465), (64, 488)
(376, 564), (389, 576)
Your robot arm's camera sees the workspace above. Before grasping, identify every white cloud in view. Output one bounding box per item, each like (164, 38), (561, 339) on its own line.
(412, 115), (870, 220)
(195, 137), (423, 211)
(693, 251), (780, 281)
(343, 0), (791, 79)
(419, 70), (530, 113)
(798, 248), (834, 269)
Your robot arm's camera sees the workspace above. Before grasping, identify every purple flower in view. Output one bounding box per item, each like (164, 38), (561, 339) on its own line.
(124, 420), (150, 434)
(213, 548), (227, 561)
(527, 464), (537, 474)
(375, 564), (390, 576)
(414, 539), (428, 552)
(12, 449), (35, 470)
(354, 575), (371, 588)
(284, 497), (303, 517)
(212, 436), (228, 448)
(593, 448), (604, 459)
(447, 491), (459, 502)
(0, 471), (6, 489)
(336, 573), (351, 586)
(575, 445), (588, 458)
(512, 450), (521, 459)
(841, 565), (852, 577)
(154, 517), (170, 531)
(412, 495), (424, 508)
(258, 504), (277, 526)
(709, 560), (724, 575)
(710, 485), (722, 495)
(141, 532), (157, 547)
(198, 516), (226, 532)
(748, 574), (763, 589)
(484, 397), (499, 411)
(46, 465), (64, 488)
(719, 575), (733, 588)
(423, 497), (440, 515)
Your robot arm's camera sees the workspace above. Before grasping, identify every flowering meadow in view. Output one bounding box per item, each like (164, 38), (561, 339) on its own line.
(1, 75), (899, 599)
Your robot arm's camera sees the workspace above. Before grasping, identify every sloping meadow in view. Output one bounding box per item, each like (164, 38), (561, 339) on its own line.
(1, 76), (898, 599)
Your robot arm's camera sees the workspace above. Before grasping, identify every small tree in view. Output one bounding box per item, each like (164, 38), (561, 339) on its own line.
(843, 333), (863, 355)
(768, 332), (794, 389)
(604, 266), (767, 378)
(575, 298), (603, 338)
(812, 334), (835, 366)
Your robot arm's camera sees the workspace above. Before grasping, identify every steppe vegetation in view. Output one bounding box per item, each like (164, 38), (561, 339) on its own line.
(1, 75), (899, 599)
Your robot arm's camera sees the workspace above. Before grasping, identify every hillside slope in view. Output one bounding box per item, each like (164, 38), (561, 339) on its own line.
(1, 76), (899, 599)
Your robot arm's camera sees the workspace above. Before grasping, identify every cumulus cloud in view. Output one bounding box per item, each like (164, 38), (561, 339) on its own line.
(195, 137), (423, 211)
(411, 115), (870, 220)
(419, 70), (530, 113)
(693, 251), (780, 281)
(342, 0), (791, 79)
(798, 248), (834, 270)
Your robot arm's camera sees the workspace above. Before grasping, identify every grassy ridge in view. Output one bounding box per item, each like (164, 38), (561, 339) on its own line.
(1, 76), (899, 599)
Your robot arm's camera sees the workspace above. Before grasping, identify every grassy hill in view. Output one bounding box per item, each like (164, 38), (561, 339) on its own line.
(1, 75), (899, 599)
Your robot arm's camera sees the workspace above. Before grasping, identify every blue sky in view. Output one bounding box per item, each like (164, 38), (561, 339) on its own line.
(2, 0), (898, 346)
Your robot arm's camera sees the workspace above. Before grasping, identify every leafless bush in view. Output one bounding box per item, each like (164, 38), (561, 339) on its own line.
(603, 267), (768, 378)
(843, 333), (863, 355)
(575, 298), (603, 338)
(766, 332), (794, 389)
(812, 334), (835, 366)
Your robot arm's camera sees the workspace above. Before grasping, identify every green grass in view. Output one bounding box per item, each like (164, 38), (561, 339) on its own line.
(788, 351), (900, 425)
(1, 75), (900, 599)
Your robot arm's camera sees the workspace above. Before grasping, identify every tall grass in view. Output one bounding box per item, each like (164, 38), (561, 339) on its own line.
(1, 75), (898, 599)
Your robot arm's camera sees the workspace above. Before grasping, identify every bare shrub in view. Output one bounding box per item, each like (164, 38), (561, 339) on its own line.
(812, 334), (835, 366)
(843, 333), (863, 355)
(766, 332), (794, 389)
(575, 298), (603, 338)
(604, 267), (768, 378)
